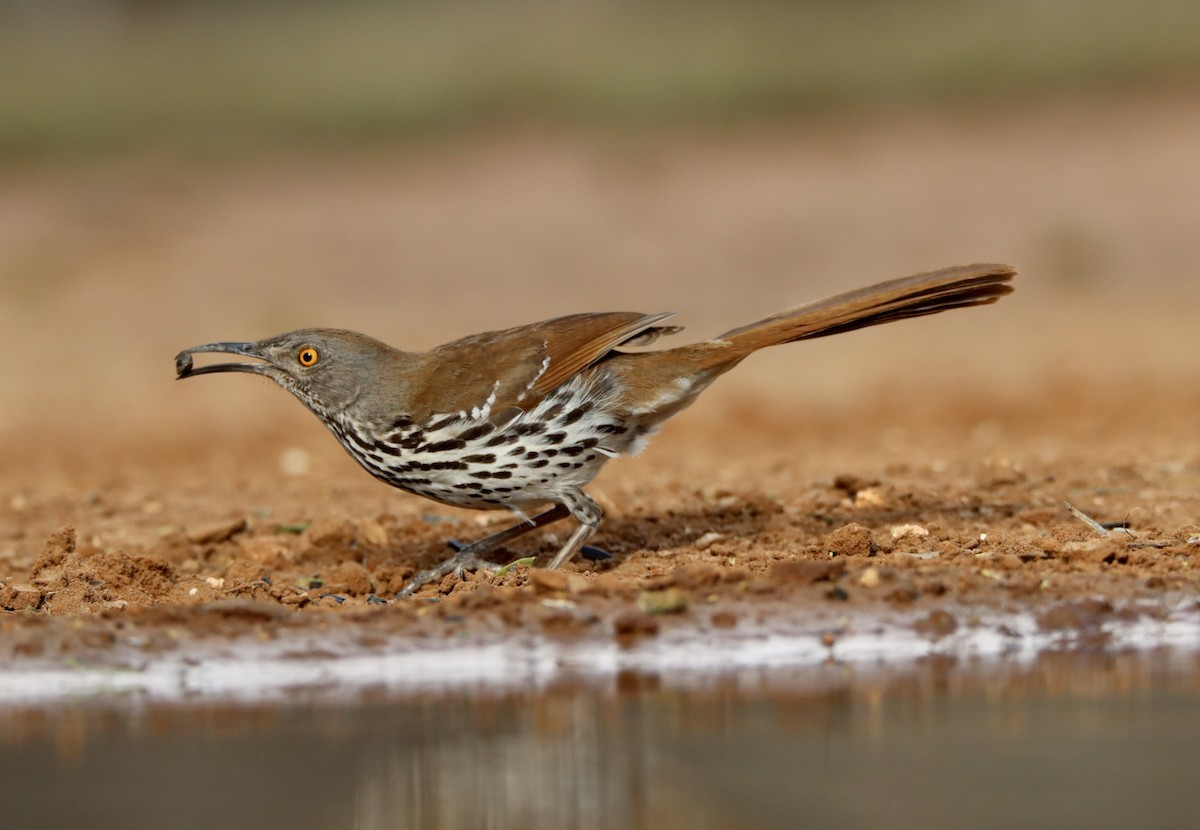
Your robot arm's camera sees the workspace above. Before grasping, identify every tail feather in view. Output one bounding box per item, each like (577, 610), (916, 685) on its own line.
(718, 263), (1015, 353)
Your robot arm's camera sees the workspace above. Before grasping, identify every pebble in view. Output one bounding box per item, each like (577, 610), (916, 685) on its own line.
(890, 523), (930, 540)
(694, 532), (725, 551)
(859, 566), (881, 588)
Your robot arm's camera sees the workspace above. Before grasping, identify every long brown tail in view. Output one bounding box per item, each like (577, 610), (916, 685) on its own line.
(718, 263), (1016, 355)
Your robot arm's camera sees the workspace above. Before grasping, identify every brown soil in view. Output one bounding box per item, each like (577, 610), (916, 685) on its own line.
(3, 93), (1199, 672)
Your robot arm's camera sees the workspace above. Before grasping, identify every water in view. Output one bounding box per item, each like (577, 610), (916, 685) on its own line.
(3, 651), (1197, 830)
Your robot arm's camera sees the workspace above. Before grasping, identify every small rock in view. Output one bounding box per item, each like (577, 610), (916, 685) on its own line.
(694, 532), (725, 551)
(854, 487), (887, 508)
(890, 524), (929, 540)
(859, 566), (881, 589)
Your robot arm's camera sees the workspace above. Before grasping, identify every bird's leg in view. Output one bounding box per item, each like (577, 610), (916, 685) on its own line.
(545, 490), (603, 570)
(395, 504), (570, 597)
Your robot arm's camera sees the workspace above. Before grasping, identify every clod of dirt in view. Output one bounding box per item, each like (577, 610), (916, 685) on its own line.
(529, 569), (569, 594)
(29, 526), (77, 586)
(670, 562), (724, 589)
(711, 610), (738, 628)
(767, 558), (847, 585)
(832, 474), (880, 499)
(323, 562), (374, 595)
(187, 517), (248, 546)
(0, 583), (42, 612)
(613, 611), (660, 644)
(825, 523), (876, 557)
(1036, 598), (1116, 632)
(913, 609), (959, 639)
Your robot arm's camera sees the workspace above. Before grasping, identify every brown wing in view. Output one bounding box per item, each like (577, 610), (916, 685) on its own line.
(407, 311), (678, 421)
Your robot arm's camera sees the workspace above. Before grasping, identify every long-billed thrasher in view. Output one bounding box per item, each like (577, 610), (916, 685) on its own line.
(177, 263), (1015, 596)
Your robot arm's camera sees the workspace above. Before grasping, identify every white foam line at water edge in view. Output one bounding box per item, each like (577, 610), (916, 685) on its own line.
(0, 601), (1197, 705)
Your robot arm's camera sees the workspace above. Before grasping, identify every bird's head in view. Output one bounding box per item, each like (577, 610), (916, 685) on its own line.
(176, 328), (395, 417)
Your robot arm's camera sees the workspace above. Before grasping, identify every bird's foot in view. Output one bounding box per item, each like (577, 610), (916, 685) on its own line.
(394, 543), (502, 598)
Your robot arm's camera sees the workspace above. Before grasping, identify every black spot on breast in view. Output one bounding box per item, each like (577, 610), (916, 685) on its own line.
(561, 445), (584, 457)
(391, 415), (415, 430)
(457, 422), (495, 441)
(492, 470), (513, 479)
(462, 453), (496, 464)
(429, 460), (467, 470)
(453, 482), (485, 490)
(597, 423), (627, 435)
(513, 422), (545, 437)
(482, 498), (502, 505)
(421, 438), (467, 453)
(506, 445), (526, 457)
(530, 459), (549, 468)
(580, 438), (599, 449)
(557, 462), (572, 469)
(426, 414), (460, 431)
(472, 470), (494, 479)
(561, 405), (589, 426)
(544, 432), (566, 444)
(544, 449), (559, 457)
(541, 403), (565, 420)
(372, 441), (404, 456)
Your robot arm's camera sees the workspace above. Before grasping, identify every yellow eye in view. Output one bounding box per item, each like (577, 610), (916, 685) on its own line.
(298, 347), (319, 367)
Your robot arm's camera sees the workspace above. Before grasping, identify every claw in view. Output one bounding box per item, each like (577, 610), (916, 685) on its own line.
(394, 547), (501, 598)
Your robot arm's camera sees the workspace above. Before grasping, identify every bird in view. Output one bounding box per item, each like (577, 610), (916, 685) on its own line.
(176, 263), (1014, 596)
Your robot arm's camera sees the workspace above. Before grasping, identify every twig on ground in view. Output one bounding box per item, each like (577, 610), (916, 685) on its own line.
(1063, 501), (1113, 537)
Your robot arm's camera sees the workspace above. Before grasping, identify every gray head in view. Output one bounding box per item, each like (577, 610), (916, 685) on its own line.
(176, 328), (397, 416)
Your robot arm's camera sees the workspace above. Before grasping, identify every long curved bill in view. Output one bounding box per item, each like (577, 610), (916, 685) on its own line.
(175, 342), (270, 379)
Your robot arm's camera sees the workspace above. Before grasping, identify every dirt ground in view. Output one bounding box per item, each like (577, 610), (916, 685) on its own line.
(2, 93), (1199, 672)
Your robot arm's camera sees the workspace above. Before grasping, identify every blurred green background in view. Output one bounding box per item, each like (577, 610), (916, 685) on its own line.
(3, 0), (1199, 157)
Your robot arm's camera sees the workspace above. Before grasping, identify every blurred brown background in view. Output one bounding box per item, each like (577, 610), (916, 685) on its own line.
(2, 0), (1199, 470)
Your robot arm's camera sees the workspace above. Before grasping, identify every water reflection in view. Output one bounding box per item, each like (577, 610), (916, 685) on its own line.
(2, 651), (1198, 830)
